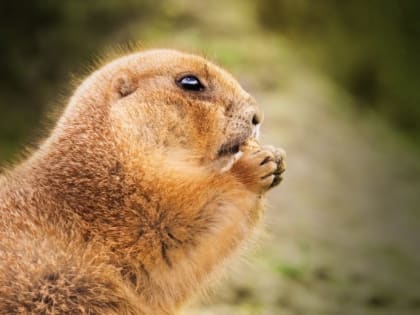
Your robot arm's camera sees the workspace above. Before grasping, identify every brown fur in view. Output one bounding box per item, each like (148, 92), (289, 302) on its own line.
(0, 49), (285, 314)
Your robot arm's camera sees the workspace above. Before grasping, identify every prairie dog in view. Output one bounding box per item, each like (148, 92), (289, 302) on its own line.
(0, 49), (286, 314)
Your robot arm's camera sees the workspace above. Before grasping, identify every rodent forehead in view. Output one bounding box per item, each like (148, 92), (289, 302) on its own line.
(117, 50), (254, 102)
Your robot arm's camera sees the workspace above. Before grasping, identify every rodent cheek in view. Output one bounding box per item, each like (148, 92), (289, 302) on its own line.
(225, 115), (253, 138)
(196, 109), (227, 160)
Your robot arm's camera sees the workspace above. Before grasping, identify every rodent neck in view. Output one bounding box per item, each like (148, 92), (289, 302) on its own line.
(10, 86), (131, 224)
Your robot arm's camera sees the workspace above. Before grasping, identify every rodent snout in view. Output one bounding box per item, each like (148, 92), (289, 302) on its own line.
(252, 112), (262, 125)
(248, 108), (263, 139)
(249, 106), (263, 126)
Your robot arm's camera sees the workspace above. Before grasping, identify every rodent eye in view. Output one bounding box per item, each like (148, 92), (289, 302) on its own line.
(177, 75), (205, 92)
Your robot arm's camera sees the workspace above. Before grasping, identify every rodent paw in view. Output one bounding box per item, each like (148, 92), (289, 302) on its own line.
(232, 144), (286, 193)
(261, 145), (286, 189)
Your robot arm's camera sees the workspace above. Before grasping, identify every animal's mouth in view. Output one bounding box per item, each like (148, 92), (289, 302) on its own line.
(217, 137), (248, 157)
(217, 125), (258, 158)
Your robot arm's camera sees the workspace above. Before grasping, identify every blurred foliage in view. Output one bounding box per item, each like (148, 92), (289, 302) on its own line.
(257, 0), (420, 144)
(1, 0), (419, 162)
(0, 0), (161, 161)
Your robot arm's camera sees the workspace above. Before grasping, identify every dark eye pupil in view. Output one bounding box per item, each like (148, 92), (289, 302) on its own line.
(178, 75), (204, 91)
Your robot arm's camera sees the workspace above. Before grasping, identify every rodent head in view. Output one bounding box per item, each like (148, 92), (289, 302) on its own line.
(76, 49), (262, 168)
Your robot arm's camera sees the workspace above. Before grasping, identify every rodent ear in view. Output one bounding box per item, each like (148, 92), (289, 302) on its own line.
(111, 72), (137, 99)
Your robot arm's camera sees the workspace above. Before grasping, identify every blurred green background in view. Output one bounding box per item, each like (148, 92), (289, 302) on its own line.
(1, 1), (419, 314)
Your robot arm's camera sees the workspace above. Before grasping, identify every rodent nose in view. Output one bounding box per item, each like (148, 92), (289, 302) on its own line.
(251, 111), (262, 125)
